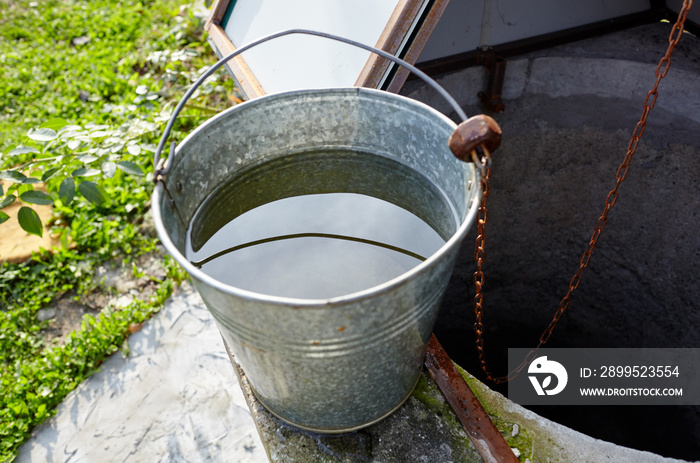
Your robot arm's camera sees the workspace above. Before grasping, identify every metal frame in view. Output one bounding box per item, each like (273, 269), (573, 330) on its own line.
(204, 0), (449, 98)
(416, 4), (699, 77)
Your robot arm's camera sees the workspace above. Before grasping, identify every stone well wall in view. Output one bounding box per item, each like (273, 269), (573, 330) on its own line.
(404, 22), (700, 460)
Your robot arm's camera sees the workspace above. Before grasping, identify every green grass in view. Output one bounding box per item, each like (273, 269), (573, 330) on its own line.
(0, 0), (236, 460)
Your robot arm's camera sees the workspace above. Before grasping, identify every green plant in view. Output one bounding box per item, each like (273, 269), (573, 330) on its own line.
(0, 0), (237, 461)
(0, 119), (148, 236)
(0, 0), (233, 235)
(0, 253), (187, 460)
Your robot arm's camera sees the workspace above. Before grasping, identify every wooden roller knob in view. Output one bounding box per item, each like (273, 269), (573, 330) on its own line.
(448, 115), (502, 162)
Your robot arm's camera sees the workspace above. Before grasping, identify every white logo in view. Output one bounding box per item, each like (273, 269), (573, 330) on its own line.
(528, 356), (568, 396)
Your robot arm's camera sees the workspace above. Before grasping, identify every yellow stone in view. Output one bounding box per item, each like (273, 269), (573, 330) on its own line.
(0, 180), (61, 263)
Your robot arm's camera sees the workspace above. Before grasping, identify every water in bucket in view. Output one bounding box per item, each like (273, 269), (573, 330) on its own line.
(186, 149), (458, 299)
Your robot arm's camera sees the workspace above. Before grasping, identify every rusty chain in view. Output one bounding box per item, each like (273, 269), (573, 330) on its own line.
(473, 0), (694, 384)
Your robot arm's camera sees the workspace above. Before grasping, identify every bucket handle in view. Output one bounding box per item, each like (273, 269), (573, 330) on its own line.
(152, 28), (470, 179)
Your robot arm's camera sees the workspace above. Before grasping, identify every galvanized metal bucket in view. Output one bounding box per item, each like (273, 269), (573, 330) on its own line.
(152, 30), (482, 433)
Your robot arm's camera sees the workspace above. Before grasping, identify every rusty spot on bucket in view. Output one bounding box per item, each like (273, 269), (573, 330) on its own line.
(337, 326), (347, 332)
(241, 341), (266, 353)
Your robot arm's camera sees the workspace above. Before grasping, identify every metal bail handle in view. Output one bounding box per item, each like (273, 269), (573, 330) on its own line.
(152, 28), (500, 180)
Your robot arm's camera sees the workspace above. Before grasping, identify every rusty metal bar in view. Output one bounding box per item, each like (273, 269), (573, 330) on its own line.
(476, 49), (506, 113)
(424, 335), (519, 463)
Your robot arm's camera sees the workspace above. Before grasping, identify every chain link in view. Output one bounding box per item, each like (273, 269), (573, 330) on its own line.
(473, 167), (490, 376)
(473, 0), (693, 384)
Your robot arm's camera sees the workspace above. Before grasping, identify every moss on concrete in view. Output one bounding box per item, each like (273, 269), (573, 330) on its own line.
(457, 366), (535, 461)
(410, 374), (480, 462)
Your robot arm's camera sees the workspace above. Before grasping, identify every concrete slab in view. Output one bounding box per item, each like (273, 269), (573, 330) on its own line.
(17, 278), (691, 462)
(238, 352), (694, 463)
(15, 282), (267, 463)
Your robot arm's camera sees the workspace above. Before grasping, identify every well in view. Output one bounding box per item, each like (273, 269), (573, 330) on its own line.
(404, 22), (700, 460)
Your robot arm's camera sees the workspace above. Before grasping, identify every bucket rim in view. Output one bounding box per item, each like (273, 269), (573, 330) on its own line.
(152, 87), (482, 307)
